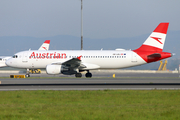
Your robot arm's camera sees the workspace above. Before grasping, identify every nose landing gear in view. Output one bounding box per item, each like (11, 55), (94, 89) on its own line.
(26, 68), (30, 77)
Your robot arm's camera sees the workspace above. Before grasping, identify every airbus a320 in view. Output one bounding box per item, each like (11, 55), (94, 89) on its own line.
(6, 23), (172, 78)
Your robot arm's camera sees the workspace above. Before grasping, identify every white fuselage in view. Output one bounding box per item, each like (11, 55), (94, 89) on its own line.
(6, 50), (146, 70)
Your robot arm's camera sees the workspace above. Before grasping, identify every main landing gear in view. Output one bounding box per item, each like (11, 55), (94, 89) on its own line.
(75, 73), (82, 78)
(75, 70), (92, 78)
(85, 71), (92, 78)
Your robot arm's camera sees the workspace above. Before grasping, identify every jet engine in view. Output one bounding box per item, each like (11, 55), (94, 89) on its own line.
(46, 64), (77, 75)
(46, 65), (62, 75)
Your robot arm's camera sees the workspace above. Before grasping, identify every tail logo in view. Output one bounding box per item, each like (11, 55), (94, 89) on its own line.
(150, 37), (162, 44)
(42, 47), (47, 50)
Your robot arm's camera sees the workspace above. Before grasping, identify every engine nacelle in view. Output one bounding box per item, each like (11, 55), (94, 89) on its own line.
(46, 64), (78, 75)
(46, 65), (62, 75)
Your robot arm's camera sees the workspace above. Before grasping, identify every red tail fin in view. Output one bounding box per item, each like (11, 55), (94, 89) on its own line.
(133, 23), (171, 63)
(134, 23), (169, 52)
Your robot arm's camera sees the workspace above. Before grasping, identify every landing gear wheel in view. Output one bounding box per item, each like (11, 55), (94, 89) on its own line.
(26, 68), (30, 77)
(75, 73), (82, 78)
(26, 74), (30, 77)
(85, 72), (92, 78)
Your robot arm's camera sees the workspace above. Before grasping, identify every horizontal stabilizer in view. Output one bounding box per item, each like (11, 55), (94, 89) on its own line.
(147, 53), (161, 58)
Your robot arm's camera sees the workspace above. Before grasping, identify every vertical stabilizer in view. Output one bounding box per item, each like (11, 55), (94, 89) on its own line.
(38, 40), (50, 50)
(135, 23), (169, 52)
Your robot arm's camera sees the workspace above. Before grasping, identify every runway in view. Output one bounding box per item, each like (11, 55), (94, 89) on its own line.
(0, 72), (180, 90)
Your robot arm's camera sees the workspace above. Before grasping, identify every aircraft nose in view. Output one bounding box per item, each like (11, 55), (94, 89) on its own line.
(5, 59), (12, 66)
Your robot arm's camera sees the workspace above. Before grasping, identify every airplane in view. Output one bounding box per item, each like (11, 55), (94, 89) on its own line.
(0, 40), (50, 67)
(0, 56), (11, 67)
(6, 23), (172, 78)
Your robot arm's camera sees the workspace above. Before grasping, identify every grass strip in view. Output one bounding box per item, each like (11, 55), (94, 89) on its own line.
(0, 90), (180, 120)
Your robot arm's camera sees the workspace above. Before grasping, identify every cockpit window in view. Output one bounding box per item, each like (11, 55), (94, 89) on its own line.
(13, 55), (18, 58)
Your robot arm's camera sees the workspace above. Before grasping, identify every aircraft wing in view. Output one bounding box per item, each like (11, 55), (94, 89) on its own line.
(52, 58), (82, 68)
(51, 56), (99, 71)
(62, 58), (82, 68)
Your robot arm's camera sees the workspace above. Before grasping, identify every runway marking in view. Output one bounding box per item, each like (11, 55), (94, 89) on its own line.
(1, 88), (180, 91)
(1, 83), (180, 86)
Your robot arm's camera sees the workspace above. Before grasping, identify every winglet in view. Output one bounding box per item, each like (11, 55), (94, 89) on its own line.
(77, 56), (82, 60)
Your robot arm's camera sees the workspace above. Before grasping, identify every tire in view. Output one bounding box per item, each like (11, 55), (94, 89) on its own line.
(75, 73), (82, 78)
(26, 74), (30, 77)
(85, 73), (92, 78)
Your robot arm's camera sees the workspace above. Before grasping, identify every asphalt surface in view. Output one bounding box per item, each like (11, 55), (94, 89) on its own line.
(0, 72), (180, 90)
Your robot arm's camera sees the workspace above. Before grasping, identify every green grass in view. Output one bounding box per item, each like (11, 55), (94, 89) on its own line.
(0, 90), (180, 120)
